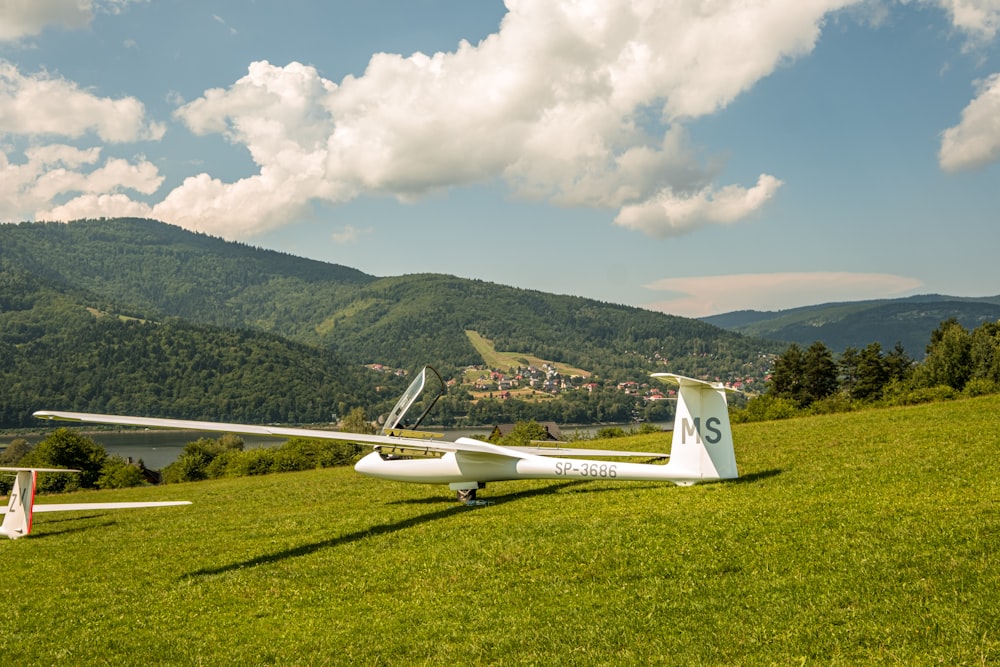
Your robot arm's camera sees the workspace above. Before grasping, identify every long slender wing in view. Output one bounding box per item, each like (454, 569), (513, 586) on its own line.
(32, 412), (671, 461)
(32, 411), (536, 459)
(2, 501), (191, 514)
(34, 410), (461, 451)
(31, 501), (191, 512)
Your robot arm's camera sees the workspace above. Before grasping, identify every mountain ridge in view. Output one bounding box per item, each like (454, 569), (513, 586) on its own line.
(702, 294), (1000, 356)
(0, 218), (780, 376)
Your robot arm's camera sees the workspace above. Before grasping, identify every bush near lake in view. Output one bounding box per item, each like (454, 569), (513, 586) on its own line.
(161, 434), (363, 483)
(0, 428), (146, 493)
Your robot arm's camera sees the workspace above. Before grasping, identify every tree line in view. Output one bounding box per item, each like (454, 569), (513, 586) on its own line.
(738, 318), (1000, 421)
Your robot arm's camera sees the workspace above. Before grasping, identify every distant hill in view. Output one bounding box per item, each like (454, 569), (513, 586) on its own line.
(0, 219), (780, 381)
(702, 295), (1000, 357)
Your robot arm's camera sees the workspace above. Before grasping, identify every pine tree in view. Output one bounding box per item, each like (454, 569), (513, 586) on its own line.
(852, 342), (889, 401)
(769, 344), (806, 405)
(802, 341), (838, 405)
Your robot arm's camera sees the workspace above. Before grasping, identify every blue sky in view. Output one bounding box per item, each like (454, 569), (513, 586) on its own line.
(1, 1), (998, 317)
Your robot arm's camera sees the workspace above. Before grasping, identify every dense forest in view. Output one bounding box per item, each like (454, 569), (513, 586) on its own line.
(0, 269), (395, 427)
(0, 219), (779, 379)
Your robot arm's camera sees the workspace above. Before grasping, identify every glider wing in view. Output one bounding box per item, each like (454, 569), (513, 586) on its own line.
(23, 501), (191, 513)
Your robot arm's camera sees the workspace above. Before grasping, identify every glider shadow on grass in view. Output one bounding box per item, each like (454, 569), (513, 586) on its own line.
(184, 480), (581, 578)
(30, 519), (116, 539)
(729, 469), (782, 484)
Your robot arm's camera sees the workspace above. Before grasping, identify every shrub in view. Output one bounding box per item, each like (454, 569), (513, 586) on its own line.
(271, 437), (324, 472)
(205, 449), (243, 478)
(20, 429), (107, 491)
(162, 435), (245, 483)
(224, 448), (276, 477)
(98, 455), (146, 489)
(313, 440), (364, 467)
(0, 438), (32, 465)
(963, 377), (999, 398)
(732, 395), (799, 423)
(805, 394), (855, 416)
(182, 436), (243, 462)
(161, 452), (211, 483)
(885, 385), (957, 407)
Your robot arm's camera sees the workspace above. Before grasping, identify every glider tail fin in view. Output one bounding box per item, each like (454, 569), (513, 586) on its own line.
(654, 374), (739, 484)
(1, 469), (36, 539)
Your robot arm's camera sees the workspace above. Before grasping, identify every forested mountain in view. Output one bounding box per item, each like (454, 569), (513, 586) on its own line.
(702, 295), (1000, 358)
(0, 218), (373, 325)
(1, 219), (778, 381)
(0, 268), (392, 427)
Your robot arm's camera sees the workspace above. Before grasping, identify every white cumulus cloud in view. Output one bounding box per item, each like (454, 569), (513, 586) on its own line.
(614, 174), (784, 238)
(939, 73), (1000, 171)
(38, 192), (155, 221)
(1, 144), (162, 221)
(0, 62), (164, 222)
(8, 1), (1000, 236)
(930, 1), (1000, 171)
(0, 62), (165, 142)
(149, 0), (859, 239)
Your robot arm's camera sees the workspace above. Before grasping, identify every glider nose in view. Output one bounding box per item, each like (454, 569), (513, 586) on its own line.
(353, 451), (383, 477)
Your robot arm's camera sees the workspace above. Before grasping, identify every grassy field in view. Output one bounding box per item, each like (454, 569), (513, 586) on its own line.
(463, 330), (590, 378)
(2, 396), (998, 664)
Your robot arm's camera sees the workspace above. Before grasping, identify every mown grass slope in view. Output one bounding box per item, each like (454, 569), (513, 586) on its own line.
(464, 329), (590, 378)
(3, 396), (998, 664)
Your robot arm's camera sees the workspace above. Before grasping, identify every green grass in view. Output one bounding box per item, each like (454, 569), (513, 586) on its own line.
(3, 396), (999, 664)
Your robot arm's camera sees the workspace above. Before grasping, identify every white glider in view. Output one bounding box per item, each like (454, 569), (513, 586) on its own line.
(1, 468), (191, 539)
(33, 370), (738, 502)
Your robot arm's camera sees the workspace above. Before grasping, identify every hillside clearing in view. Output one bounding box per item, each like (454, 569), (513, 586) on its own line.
(464, 329), (590, 377)
(2, 396), (998, 664)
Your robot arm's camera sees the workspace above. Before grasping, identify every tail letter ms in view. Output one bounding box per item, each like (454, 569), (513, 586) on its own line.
(679, 417), (723, 445)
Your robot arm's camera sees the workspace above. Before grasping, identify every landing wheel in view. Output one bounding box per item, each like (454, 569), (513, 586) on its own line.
(456, 488), (477, 503)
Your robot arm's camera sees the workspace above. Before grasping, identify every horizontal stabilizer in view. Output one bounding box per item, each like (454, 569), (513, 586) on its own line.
(3, 466), (190, 538)
(651, 373), (739, 392)
(16, 501), (191, 514)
